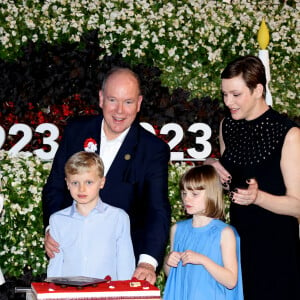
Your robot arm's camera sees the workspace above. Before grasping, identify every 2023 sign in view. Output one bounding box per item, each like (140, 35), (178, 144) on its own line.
(0, 122), (212, 161)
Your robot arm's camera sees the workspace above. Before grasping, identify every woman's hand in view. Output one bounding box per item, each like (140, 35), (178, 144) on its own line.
(204, 158), (232, 189)
(230, 178), (259, 206)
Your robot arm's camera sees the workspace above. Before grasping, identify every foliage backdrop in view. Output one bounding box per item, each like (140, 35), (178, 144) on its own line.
(0, 0), (299, 116)
(0, 0), (299, 298)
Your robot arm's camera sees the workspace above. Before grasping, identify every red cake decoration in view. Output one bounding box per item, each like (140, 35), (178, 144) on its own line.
(31, 279), (161, 300)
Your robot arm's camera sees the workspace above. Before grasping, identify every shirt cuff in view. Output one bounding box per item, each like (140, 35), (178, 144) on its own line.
(138, 254), (158, 270)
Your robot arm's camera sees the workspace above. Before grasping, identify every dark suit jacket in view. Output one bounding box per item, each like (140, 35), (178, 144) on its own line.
(42, 114), (171, 267)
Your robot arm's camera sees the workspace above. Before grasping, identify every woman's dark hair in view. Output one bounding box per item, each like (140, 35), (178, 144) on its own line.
(221, 55), (266, 98)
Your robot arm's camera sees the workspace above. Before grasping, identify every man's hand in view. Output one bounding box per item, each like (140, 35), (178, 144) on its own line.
(45, 231), (60, 258)
(132, 263), (156, 285)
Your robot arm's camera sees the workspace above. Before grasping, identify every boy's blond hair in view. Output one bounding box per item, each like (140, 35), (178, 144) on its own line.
(65, 151), (104, 178)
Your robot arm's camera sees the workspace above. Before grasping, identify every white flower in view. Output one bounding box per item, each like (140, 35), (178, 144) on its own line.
(168, 47), (177, 57)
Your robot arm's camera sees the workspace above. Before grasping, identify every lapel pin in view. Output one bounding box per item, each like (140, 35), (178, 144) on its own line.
(124, 154), (131, 161)
(83, 138), (97, 153)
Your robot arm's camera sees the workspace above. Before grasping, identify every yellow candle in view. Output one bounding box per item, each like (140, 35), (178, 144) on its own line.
(257, 18), (270, 50)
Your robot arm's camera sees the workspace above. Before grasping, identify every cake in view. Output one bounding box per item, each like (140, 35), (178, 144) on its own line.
(31, 279), (161, 300)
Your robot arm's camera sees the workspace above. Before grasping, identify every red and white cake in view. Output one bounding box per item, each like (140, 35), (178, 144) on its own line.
(31, 279), (161, 300)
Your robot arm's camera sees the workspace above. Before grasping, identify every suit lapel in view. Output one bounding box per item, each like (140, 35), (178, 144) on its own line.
(106, 121), (140, 183)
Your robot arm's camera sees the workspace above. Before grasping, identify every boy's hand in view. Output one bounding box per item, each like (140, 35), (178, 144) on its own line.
(45, 231), (60, 258)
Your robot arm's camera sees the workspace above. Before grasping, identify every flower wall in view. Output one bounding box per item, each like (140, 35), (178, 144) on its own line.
(0, 0), (299, 296)
(0, 0), (299, 116)
(0, 152), (51, 277)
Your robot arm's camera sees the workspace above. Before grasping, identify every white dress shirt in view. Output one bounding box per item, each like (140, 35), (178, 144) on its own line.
(100, 122), (129, 176)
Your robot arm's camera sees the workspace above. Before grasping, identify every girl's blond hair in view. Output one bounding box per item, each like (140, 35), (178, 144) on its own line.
(179, 165), (225, 220)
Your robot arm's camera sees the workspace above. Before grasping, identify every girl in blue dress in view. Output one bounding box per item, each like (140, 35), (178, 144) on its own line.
(163, 165), (243, 300)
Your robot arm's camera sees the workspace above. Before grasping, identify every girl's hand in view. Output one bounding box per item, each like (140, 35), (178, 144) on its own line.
(231, 178), (259, 205)
(166, 251), (182, 267)
(181, 250), (205, 266)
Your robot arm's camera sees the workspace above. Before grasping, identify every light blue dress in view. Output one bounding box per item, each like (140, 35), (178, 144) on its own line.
(163, 219), (243, 300)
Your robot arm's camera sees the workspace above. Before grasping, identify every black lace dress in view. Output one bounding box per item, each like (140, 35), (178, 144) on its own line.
(220, 108), (300, 300)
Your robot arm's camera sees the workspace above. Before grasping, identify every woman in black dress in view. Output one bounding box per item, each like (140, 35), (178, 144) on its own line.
(206, 55), (300, 300)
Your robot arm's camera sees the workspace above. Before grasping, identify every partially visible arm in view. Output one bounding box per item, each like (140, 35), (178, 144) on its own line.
(234, 127), (300, 218)
(44, 230), (60, 258)
(181, 226), (238, 289)
(163, 224), (181, 276)
(133, 138), (171, 282)
(204, 120), (231, 185)
(256, 127), (300, 217)
(133, 139), (171, 284)
(137, 139), (171, 264)
(219, 120), (226, 156)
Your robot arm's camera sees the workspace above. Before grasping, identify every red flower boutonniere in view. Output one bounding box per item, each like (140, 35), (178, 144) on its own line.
(83, 138), (98, 153)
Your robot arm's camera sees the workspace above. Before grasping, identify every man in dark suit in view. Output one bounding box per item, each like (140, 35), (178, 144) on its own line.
(42, 67), (171, 284)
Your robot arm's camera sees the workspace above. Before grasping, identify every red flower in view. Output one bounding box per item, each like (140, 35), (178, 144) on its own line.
(74, 94), (81, 101)
(28, 102), (35, 110)
(62, 104), (72, 116)
(37, 111), (46, 123)
(5, 101), (14, 108)
(83, 138), (97, 152)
